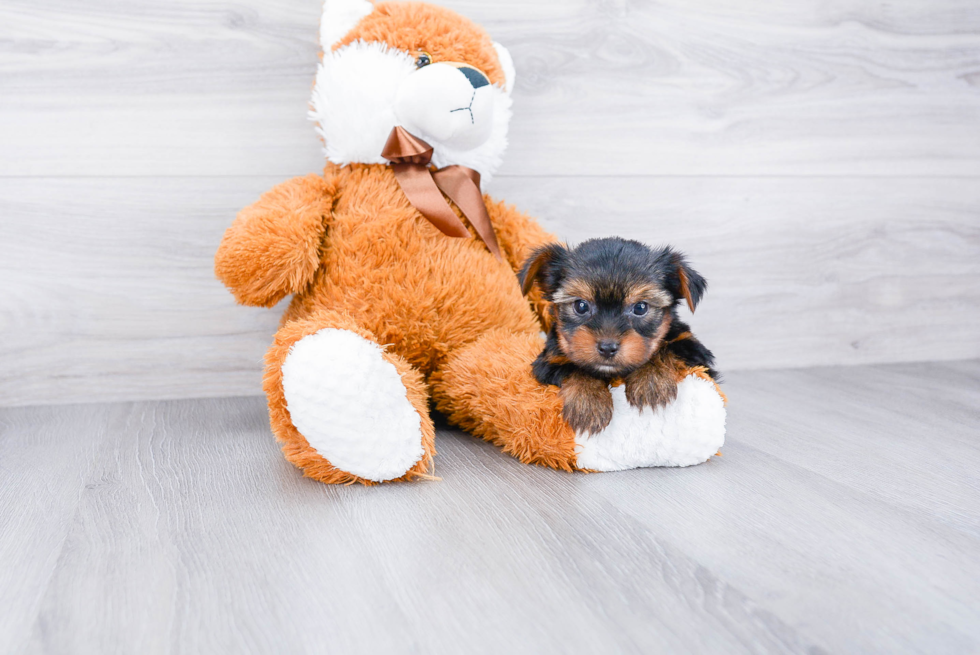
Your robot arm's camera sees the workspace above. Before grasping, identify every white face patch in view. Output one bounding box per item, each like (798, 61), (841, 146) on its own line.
(310, 41), (416, 168)
(394, 63), (495, 151)
(309, 40), (513, 186)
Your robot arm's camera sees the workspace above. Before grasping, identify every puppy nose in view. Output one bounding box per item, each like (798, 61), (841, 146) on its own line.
(596, 340), (620, 358)
(457, 66), (489, 89)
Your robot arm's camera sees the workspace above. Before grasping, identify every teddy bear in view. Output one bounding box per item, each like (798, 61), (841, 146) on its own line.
(214, 0), (726, 485)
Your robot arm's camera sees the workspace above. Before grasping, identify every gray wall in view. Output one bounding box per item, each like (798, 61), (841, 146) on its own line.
(2, 0), (978, 407)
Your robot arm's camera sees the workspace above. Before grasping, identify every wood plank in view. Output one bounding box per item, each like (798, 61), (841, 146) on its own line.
(726, 363), (980, 537)
(583, 361), (980, 652)
(14, 397), (815, 654)
(0, 177), (285, 407)
(494, 175), (980, 372)
(2, 361), (978, 653)
(0, 404), (111, 654)
(2, 175), (977, 406)
(2, 0), (979, 177)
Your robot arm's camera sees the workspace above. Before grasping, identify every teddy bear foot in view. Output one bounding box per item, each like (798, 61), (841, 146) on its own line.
(574, 377), (726, 471)
(434, 328), (726, 472)
(265, 312), (435, 485)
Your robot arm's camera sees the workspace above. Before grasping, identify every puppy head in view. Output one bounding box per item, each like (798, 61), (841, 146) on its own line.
(311, 0), (516, 185)
(520, 238), (707, 377)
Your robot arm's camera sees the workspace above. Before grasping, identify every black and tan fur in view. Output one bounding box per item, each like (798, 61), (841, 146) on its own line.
(519, 238), (717, 434)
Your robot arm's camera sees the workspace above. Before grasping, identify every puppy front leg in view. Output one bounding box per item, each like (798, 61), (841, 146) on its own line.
(624, 354), (679, 412)
(560, 371), (614, 435)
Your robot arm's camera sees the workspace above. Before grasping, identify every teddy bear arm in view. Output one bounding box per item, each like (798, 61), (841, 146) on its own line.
(484, 195), (557, 328)
(215, 173), (338, 307)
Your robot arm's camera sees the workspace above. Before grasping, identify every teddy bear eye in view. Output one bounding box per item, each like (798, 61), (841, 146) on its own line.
(415, 52), (432, 68)
(632, 302), (649, 316)
(573, 300), (590, 315)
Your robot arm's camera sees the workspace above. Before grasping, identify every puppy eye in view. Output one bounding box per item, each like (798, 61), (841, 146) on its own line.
(573, 299), (590, 315)
(415, 52), (432, 68)
(632, 302), (649, 316)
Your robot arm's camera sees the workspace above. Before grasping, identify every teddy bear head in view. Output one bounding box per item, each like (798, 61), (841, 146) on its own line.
(310, 0), (516, 183)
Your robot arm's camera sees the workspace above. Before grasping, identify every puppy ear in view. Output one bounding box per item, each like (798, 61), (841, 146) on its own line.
(519, 244), (568, 297)
(667, 250), (707, 312)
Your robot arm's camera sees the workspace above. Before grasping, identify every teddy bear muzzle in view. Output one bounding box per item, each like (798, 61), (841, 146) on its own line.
(393, 62), (496, 151)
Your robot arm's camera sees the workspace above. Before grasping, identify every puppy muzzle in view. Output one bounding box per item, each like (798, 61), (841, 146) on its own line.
(394, 62), (495, 151)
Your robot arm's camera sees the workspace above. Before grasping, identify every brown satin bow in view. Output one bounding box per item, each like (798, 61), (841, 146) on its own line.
(381, 126), (501, 260)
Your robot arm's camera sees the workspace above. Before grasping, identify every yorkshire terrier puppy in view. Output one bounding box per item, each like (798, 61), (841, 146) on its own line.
(519, 238), (717, 435)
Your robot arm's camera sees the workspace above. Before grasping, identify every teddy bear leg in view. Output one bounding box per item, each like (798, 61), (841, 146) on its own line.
(431, 328), (727, 473)
(430, 328), (580, 472)
(264, 310), (435, 485)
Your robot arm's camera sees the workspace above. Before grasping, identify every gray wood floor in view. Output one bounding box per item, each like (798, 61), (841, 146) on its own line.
(2, 360), (978, 654)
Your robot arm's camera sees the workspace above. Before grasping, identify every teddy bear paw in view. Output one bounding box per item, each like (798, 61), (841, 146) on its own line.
(280, 328), (426, 482)
(574, 374), (726, 471)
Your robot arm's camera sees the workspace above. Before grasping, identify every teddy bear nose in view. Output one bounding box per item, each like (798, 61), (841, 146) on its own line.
(457, 66), (489, 89)
(597, 340), (620, 358)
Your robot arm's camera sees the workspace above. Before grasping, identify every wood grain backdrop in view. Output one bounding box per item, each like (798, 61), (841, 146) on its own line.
(1, 0), (979, 406)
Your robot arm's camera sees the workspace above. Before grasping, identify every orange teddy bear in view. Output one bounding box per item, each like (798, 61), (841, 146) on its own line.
(215, 0), (726, 485)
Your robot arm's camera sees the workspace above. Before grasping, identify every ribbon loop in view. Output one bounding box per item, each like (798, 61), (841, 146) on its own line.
(382, 127), (434, 166)
(431, 166), (501, 259)
(381, 126), (502, 260)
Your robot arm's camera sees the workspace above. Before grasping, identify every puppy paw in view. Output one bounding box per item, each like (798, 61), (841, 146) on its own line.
(625, 359), (678, 412)
(560, 373), (614, 434)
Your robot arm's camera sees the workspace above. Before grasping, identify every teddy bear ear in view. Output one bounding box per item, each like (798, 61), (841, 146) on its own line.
(319, 0), (374, 51)
(492, 42), (516, 94)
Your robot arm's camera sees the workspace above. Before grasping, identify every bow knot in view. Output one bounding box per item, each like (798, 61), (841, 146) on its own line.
(382, 127), (434, 167)
(381, 126), (501, 259)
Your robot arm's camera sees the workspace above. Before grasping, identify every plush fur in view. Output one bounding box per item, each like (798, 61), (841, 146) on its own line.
(263, 308), (436, 484)
(310, 1), (513, 183)
(574, 373), (726, 471)
(215, 0), (726, 484)
(332, 2), (507, 86)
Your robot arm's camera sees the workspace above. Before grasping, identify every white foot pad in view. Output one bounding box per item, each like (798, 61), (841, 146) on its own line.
(575, 375), (726, 471)
(281, 328), (425, 482)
